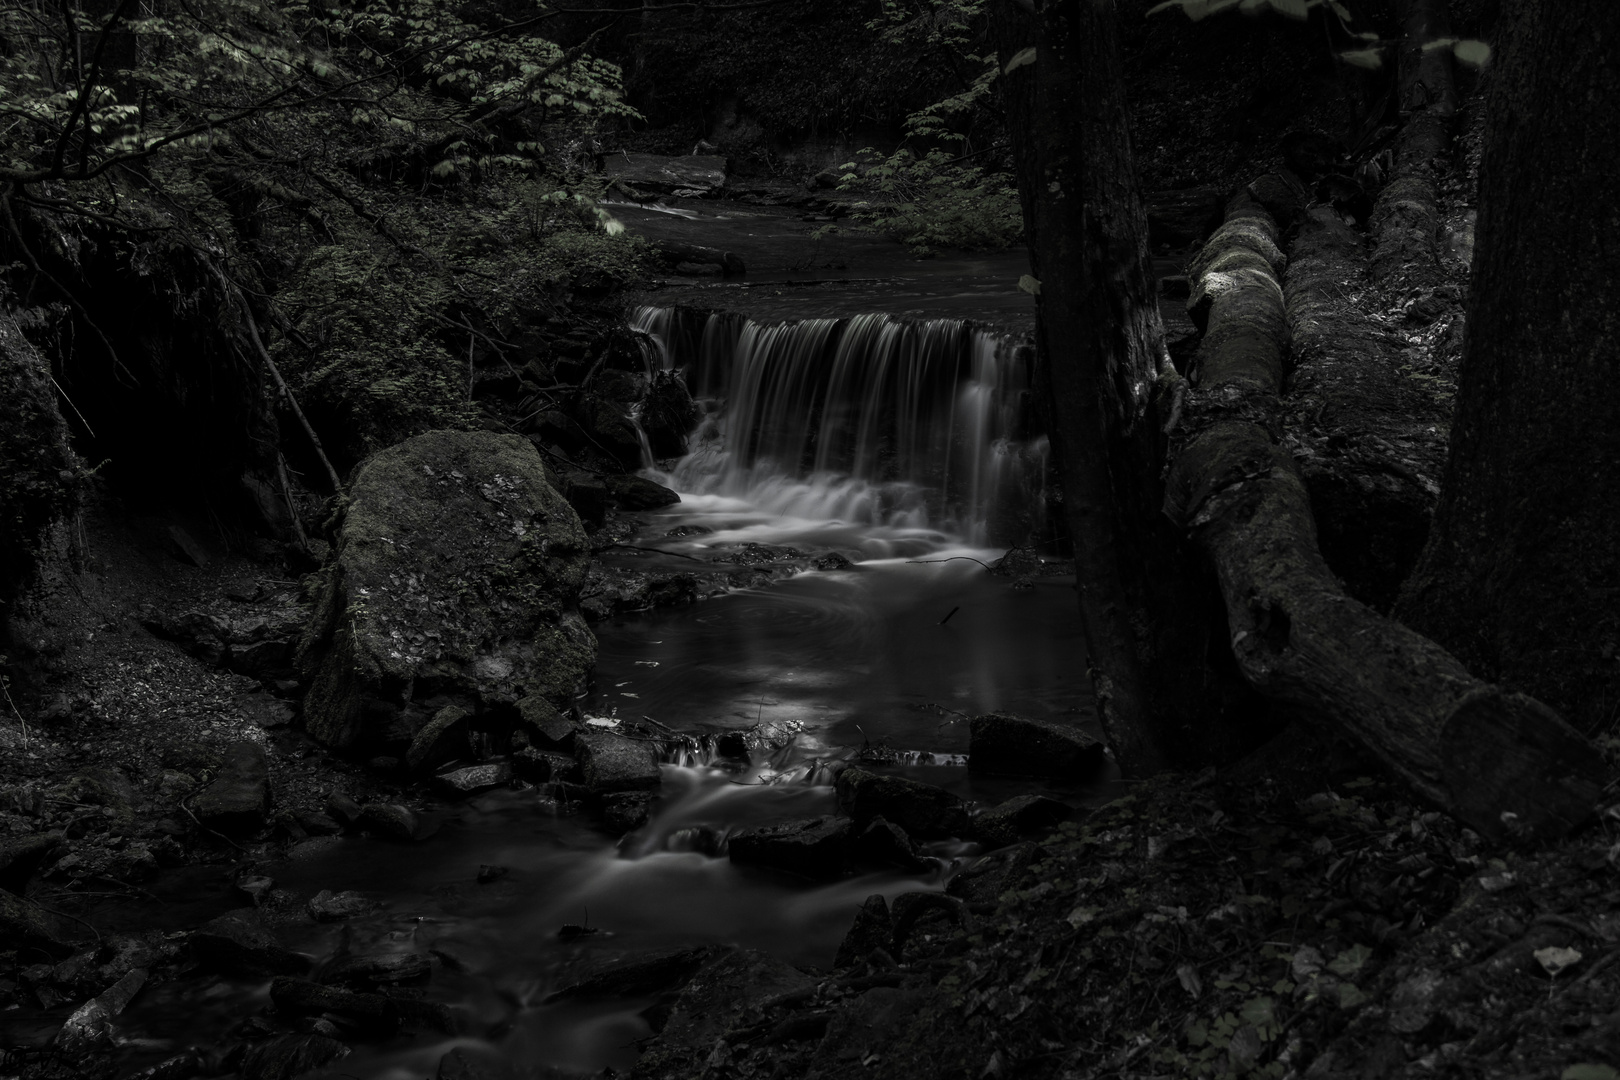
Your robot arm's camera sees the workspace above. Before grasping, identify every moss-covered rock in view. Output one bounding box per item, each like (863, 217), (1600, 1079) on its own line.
(297, 431), (594, 752)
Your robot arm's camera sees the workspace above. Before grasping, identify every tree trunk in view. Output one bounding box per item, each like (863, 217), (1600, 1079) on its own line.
(1396, 0), (1620, 735)
(994, 0), (1258, 775)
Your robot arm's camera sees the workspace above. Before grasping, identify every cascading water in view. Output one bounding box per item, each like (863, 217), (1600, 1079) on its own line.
(631, 306), (1049, 546)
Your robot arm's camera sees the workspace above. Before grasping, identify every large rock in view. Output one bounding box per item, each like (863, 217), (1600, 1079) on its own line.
(834, 768), (970, 841)
(604, 153), (728, 197)
(969, 794), (1073, 849)
(604, 474), (680, 510)
(191, 911), (309, 976)
(967, 712), (1108, 780)
(297, 432), (596, 752)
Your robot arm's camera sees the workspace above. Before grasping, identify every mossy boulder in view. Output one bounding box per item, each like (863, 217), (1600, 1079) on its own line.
(297, 431), (595, 752)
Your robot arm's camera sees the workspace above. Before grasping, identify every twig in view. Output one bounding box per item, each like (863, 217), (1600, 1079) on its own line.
(0, 674), (28, 749)
(48, 375), (96, 438)
(178, 789), (253, 854)
(906, 556), (993, 570)
(208, 263), (344, 494)
(595, 542), (712, 564)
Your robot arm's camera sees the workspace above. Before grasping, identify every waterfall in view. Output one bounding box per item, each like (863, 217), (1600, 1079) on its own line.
(631, 306), (1049, 546)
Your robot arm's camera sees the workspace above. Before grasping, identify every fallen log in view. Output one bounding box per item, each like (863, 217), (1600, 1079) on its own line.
(1369, 0), (1458, 285)
(1167, 188), (1605, 841)
(1281, 206), (1448, 611)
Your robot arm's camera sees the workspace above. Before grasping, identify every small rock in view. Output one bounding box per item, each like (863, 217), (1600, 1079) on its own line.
(306, 890), (377, 922)
(354, 803), (422, 841)
(54, 968), (147, 1054)
(433, 763), (514, 796)
(967, 712), (1107, 780)
(323, 952), (432, 986)
(325, 789), (362, 825)
(237, 1033), (349, 1080)
(517, 695), (576, 747)
(270, 976), (400, 1034)
(834, 894), (895, 970)
(575, 731), (662, 794)
(811, 551), (853, 571)
(834, 768), (970, 840)
(191, 740), (273, 835)
(969, 794), (1073, 849)
(601, 791), (656, 833)
(728, 817), (849, 880)
(191, 911), (309, 976)
(543, 945), (713, 1003)
(406, 706), (471, 775)
(847, 817), (928, 872)
(604, 474), (681, 510)
(513, 747), (577, 782)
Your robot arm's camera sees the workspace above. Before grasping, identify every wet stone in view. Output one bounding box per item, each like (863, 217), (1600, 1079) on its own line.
(270, 977), (400, 1034)
(728, 817), (850, 880)
(407, 706), (471, 775)
(601, 791), (656, 833)
(354, 803), (422, 841)
(604, 474), (681, 510)
(512, 747), (576, 782)
(575, 731), (662, 793)
(306, 889), (377, 923)
(968, 711), (1108, 780)
(237, 1033), (349, 1080)
(834, 767), (970, 840)
(191, 911), (309, 977)
(517, 695), (576, 747)
(847, 816), (928, 873)
(543, 945), (714, 1003)
(433, 762), (514, 796)
(323, 951), (432, 986)
(969, 793), (1074, 849)
(834, 894), (895, 970)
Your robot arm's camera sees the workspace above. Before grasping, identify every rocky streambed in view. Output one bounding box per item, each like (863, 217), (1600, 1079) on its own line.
(0, 425), (1106, 1080)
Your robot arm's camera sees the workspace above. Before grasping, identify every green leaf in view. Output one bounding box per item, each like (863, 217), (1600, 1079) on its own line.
(1018, 275), (1042, 296)
(1338, 983), (1369, 1009)
(1003, 47), (1036, 74)
(1453, 39), (1491, 67)
(1562, 1066), (1620, 1080)
(1421, 36), (1458, 51)
(1339, 48), (1382, 68)
(1328, 943), (1374, 976)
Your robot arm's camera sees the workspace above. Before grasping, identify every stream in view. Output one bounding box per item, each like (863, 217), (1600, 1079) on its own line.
(107, 224), (1111, 1078)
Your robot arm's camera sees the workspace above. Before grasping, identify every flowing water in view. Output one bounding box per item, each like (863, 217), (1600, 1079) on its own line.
(108, 305), (1102, 1079)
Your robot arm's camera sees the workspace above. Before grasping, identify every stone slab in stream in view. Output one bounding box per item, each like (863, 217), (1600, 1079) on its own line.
(605, 153), (728, 196)
(575, 730), (662, 793)
(190, 739), (272, 834)
(190, 911), (309, 977)
(833, 767), (970, 841)
(728, 817), (850, 880)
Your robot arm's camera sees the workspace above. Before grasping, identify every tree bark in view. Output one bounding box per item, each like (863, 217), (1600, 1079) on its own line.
(1396, 0), (1620, 735)
(995, 0), (1256, 775)
(1168, 190), (1605, 841)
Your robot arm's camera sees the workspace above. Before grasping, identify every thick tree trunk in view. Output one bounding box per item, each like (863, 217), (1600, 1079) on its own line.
(1396, 0), (1620, 735)
(994, 0), (1253, 775)
(1169, 190), (1605, 841)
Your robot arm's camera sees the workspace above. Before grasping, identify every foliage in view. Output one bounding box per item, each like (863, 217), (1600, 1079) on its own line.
(832, 0), (1022, 255)
(0, 0), (648, 460)
(838, 147), (1021, 256)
